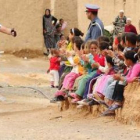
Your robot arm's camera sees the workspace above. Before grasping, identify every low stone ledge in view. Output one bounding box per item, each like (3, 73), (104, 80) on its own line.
(59, 82), (140, 126)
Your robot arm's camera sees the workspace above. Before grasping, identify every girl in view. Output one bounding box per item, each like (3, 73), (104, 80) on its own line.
(61, 37), (84, 91)
(50, 37), (84, 102)
(70, 40), (99, 103)
(87, 56), (116, 106)
(72, 40), (93, 91)
(70, 41), (108, 103)
(58, 28), (84, 89)
(102, 50), (140, 116)
(48, 49), (61, 88)
(57, 34), (68, 51)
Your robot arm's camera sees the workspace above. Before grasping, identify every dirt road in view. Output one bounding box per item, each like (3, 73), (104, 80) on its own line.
(0, 54), (140, 140)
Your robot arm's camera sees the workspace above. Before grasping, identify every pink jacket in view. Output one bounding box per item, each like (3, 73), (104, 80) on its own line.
(126, 63), (140, 83)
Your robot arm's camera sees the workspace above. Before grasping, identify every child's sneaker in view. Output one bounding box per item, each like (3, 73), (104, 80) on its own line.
(77, 99), (89, 106)
(71, 98), (80, 104)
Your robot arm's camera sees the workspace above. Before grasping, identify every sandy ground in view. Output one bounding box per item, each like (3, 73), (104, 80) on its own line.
(0, 54), (140, 140)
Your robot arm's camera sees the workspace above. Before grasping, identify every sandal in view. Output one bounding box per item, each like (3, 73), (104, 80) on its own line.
(109, 104), (122, 111)
(69, 93), (77, 99)
(88, 98), (99, 106)
(54, 90), (66, 97)
(71, 98), (80, 104)
(100, 110), (115, 116)
(50, 96), (65, 103)
(98, 101), (109, 108)
(50, 97), (58, 103)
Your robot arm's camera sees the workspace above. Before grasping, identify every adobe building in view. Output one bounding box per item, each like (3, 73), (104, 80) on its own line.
(0, 0), (140, 51)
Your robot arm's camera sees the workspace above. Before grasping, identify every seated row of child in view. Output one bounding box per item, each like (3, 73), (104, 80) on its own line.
(48, 28), (140, 116)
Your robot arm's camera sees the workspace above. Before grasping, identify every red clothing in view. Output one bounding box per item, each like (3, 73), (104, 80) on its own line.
(49, 56), (60, 70)
(94, 54), (106, 74)
(124, 24), (137, 34)
(94, 54), (105, 67)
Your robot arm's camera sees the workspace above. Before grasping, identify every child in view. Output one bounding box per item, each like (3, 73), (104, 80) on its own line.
(50, 37), (84, 103)
(70, 41), (109, 103)
(88, 56), (116, 106)
(58, 28), (84, 89)
(70, 40), (99, 103)
(57, 34), (68, 51)
(61, 37), (84, 91)
(72, 40), (95, 91)
(102, 50), (140, 116)
(123, 32), (137, 53)
(48, 49), (61, 88)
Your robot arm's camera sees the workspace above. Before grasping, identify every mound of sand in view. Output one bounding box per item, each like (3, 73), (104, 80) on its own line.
(60, 82), (140, 126)
(12, 49), (43, 58)
(116, 82), (140, 126)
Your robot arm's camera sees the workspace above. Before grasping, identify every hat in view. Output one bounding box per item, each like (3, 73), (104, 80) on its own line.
(119, 10), (124, 13)
(85, 4), (100, 12)
(127, 18), (132, 21)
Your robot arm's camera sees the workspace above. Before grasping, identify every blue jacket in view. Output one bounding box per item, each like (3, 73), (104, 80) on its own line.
(85, 17), (104, 42)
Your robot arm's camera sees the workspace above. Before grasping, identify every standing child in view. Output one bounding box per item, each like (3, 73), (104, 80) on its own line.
(48, 49), (61, 88)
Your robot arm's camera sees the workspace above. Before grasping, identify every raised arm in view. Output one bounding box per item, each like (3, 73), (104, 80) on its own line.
(0, 25), (17, 37)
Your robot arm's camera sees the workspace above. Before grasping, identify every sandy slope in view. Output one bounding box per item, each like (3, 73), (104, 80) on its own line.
(0, 54), (140, 140)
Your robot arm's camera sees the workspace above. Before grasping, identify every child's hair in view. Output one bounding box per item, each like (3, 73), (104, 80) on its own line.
(56, 24), (62, 29)
(124, 51), (138, 63)
(66, 36), (70, 42)
(81, 42), (86, 50)
(106, 55), (114, 66)
(121, 33), (127, 44)
(137, 35), (140, 42)
(118, 44), (124, 52)
(125, 32), (137, 46)
(99, 41), (109, 51)
(73, 36), (84, 50)
(70, 28), (84, 37)
(50, 49), (59, 56)
(60, 34), (64, 39)
(45, 9), (51, 14)
(84, 40), (92, 50)
(84, 40), (98, 54)
(97, 36), (110, 44)
(89, 40), (98, 48)
(59, 18), (63, 22)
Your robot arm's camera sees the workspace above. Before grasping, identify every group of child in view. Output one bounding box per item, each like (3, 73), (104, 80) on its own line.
(48, 27), (140, 116)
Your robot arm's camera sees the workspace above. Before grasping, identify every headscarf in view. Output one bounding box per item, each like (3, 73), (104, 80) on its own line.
(45, 9), (51, 18)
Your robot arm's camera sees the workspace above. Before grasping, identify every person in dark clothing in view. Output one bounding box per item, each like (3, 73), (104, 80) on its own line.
(43, 9), (57, 55)
(54, 24), (62, 48)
